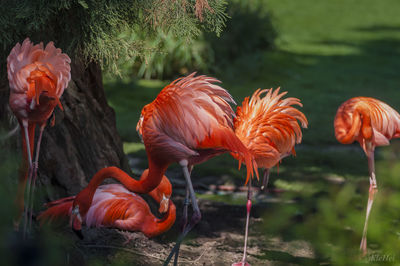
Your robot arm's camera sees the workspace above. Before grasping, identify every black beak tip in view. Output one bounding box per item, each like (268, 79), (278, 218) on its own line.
(73, 228), (84, 240)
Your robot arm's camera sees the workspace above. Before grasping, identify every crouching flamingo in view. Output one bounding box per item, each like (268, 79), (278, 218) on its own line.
(38, 168), (176, 238)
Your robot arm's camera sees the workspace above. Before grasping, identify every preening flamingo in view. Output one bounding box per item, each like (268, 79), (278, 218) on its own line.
(7, 38), (71, 234)
(38, 172), (175, 238)
(232, 88), (308, 265)
(334, 97), (400, 255)
(135, 73), (256, 265)
(71, 167), (172, 235)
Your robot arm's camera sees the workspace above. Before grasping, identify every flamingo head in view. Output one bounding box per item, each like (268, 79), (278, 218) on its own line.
(70, 205), (83, 239)
(144, 171), (172, 214)
(70, 188), (93, 239)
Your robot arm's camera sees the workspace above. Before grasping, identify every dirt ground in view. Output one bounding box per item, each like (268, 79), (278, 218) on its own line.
(7, 160), (317, 266)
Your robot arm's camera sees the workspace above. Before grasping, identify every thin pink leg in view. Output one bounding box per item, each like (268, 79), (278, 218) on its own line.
(232, 179), (252, 266)
(28, 123), (46, 230)
(360, 151), (378, 256)
(164, 161), (201, 266)
(173, 165), (193, 266)
(22, 120), (33, 238)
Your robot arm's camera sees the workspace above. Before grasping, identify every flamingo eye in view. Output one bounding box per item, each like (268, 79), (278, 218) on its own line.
(71, 205), (79, 215)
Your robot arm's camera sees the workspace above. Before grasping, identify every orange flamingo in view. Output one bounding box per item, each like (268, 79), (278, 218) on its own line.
(136, 73), (256, 265)
(232, 88), (308, 266)
(70, 167), (167, 235)
(38, 171), (175, 238)
(7, 38), (71, 234)
(334, 97), (400, 255)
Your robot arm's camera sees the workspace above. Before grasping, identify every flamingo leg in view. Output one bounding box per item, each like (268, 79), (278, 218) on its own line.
(28, 123), (46, 230)
(360, 151), (378, 255)
(260, 168), (270, 191)
(232, 179), (252, 266)
(164, 160), (201, 266)
(173, 185), (190, 266)
(22, 120), (33, 238)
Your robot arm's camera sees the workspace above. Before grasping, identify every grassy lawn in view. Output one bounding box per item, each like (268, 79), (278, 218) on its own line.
(105, 0), (400, 146)
(104, 0), (400, 264)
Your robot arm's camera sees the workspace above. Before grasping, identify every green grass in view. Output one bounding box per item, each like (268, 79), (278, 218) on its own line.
(219, 0), (400, 146)
(105, 0), (400, 146)
(104, 0), (400, 264)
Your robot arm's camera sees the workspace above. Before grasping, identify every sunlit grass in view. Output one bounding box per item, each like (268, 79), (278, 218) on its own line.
(123, 142), (144, 154)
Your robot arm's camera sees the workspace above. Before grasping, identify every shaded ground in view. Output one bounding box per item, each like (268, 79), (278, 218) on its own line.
(44, 185), (317, 266)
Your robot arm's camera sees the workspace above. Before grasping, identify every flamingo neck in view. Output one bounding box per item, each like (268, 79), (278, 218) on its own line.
(142, 201), (176, 238)
(78, 161), (168, 215)
(87, 160), (167, 193)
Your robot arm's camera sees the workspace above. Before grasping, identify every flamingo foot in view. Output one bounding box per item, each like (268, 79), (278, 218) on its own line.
(232, 262), (250, 266)
(360, 237), (367, 257)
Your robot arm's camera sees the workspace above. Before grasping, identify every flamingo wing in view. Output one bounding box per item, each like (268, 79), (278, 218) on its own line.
(7, 38), (71, 112)
(38, 184), (150, 230)
(334, 97), (400, 148)
(85, 184), (150, 228)
(234, 88), (308, 168)
(37, 197), (74, 224)
(138, 73), (256, 181)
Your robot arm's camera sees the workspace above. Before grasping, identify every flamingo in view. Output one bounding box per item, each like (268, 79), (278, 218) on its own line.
(70, 167), (169, 236)
(135, 73), (257, 265)
(7, 38), (71, 234)
(232, 88), (308, 265)
(38, 170), (176, 238)
(334, 97), (400, 255)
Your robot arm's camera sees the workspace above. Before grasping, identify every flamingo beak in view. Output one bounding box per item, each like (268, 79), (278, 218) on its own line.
(159, 194), (170, 214)
(70, 205), (84, 239)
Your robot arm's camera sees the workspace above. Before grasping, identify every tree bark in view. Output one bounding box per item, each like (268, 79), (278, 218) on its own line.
(1, 61), (132, 202)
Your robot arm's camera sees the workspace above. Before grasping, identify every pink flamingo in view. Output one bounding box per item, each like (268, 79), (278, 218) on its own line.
(232, 88), (307, 265)
(38, 170), (176, 238)
(334, 97), (400, 255)
(7, 38), (71, 234)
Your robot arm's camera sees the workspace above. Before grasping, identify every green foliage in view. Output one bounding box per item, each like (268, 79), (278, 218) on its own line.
(0, 0), (228, 78)
(114, 28), (214, 79)
(108, 0), (276, 80)
(205, 0), (276, 68)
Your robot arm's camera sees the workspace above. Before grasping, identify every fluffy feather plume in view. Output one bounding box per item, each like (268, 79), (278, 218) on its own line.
(234, 88), (308, 169)
(334, 97), (400, 151)
(7, 38), (71, 113)
(137, 72), (256, 181)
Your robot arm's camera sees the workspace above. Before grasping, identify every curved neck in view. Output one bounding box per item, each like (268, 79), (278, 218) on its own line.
(78, 161), (168, 215)
(337, 104), (370, 144)
(87, 160), (167, 194)
(142, 201), (176, 238)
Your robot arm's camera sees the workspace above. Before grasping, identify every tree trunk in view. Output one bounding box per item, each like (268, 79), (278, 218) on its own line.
(1, 61), (132, 203)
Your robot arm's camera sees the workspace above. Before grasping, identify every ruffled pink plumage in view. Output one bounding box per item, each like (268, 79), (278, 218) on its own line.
(137, 72), (256, 182)
(334, 97), (400, 152)
(234, 88), (308, 169)
(7, 38), (71, 119)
